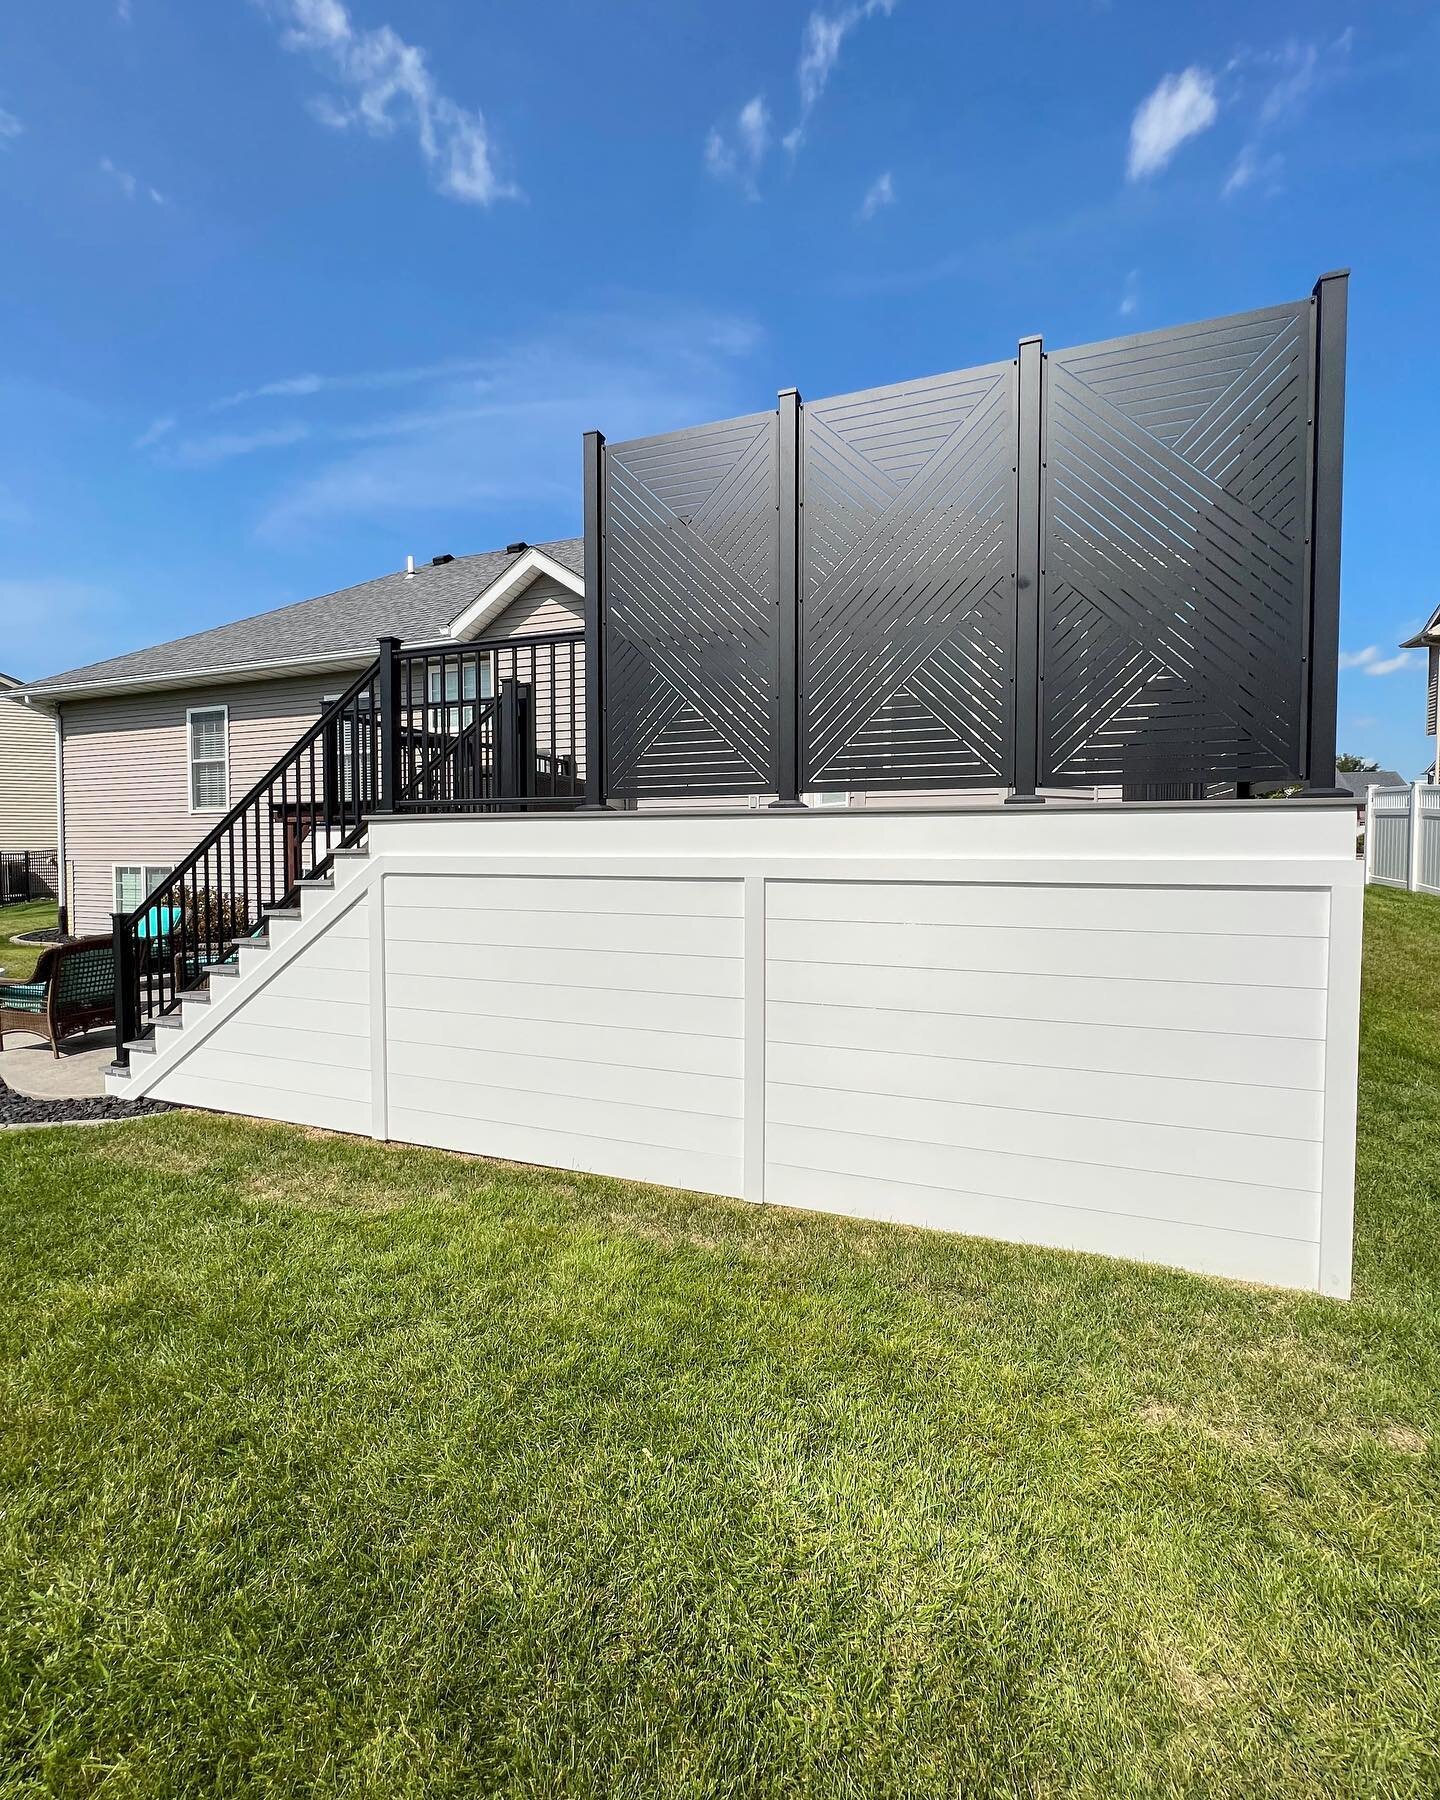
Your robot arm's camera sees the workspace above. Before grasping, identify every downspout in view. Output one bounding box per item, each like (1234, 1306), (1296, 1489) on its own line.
(54, 703), (68, 934)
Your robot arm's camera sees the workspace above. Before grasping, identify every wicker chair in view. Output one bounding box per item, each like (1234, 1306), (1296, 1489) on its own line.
(0, 937), (116, 1058)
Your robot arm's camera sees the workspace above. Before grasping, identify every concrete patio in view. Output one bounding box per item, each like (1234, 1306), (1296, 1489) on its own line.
(0, 1027), (114, 1099)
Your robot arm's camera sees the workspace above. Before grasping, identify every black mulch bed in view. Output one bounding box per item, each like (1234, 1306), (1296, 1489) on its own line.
(0, 1075), (172, 1128)
(10, 928), (76, 946)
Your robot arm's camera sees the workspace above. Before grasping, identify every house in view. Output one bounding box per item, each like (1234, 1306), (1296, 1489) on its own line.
(1399, 603), (1440, 781)
(0, 673), (59, 901)
(15, 540), (584, 935)
(11, 281), (1372, 1299)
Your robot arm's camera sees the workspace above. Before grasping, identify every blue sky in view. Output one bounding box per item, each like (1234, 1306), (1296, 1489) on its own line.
(1, 0), (1437, 773)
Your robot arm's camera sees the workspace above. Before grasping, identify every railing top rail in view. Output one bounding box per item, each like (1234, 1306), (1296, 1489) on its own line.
(394, 629), (583, 659)
(119, 654), (380, 931)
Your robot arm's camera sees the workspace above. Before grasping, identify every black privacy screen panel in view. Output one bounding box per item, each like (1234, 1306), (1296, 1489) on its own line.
(800, 361), (1018, 792)
(603, 411), (779, 800)
(1039, 301), (1314, 789)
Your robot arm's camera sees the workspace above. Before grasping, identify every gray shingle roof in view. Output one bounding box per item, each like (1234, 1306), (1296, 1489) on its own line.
(1338, 769), (1404, 797)
(21, 538), (584, 698)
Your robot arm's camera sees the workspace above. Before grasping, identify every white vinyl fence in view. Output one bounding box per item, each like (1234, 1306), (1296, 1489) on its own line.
(1365, 784), (1440, 894)
(121, 802), (1364, 1299)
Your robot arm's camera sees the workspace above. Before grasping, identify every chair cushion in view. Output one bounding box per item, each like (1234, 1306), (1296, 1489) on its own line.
(0, 981), (48, 1013)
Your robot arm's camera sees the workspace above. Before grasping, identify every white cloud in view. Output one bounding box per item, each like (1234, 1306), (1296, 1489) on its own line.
(1126, 67), (1218, 180)
(1118, 268), (1140, 317)
(166, 423), (311, 468)
(133, 415), (176, 450)
(857, 170), (894, 221)
(1258, 40), (1322, 126)
(1339, 645), (1421, 678)
(263, 0), (514, 206)
(212, 357), (492, 411)
(254, 304), (761, 541)
(100, 156), (167, 204)
(704, 95), (770, 195)
(785, 0), (897, 154)
(1222, 143), (1285, 197)
(0, 107), (25, 144)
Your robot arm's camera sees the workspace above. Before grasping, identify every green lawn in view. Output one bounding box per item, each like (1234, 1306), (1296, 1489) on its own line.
(0, 897), (58, 984)
(1, 887), (1437, 1799)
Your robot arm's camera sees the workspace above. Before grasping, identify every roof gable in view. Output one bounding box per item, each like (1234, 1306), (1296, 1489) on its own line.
(446, 547), (584, 641)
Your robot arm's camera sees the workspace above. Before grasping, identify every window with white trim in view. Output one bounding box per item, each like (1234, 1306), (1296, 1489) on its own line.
(188, 706), (229, 811)
(114, 864), (173, 912)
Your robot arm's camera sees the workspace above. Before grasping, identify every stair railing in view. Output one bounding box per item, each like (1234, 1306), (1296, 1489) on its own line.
(111, 658), (383, 1062)
(111, 628), (585, 1065)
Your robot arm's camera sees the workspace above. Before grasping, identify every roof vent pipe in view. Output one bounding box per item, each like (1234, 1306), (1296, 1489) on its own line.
(405, 555), (415, 578)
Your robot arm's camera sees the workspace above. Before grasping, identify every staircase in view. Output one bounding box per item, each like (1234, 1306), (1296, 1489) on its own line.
(109, 629), (583, 1077)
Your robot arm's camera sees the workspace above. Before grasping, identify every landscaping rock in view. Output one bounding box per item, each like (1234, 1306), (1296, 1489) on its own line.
(0, 1074), (172, 1128)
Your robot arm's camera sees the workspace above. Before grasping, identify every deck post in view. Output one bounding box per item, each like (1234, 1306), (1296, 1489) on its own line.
(582, 430), (608, 807)
(1305, 270), (1349, 798)
(1006, 335), (1046, 803)
(770, 387), (805, 808)
(111, 910), (137, 1067)
(376, 636), (400, 811)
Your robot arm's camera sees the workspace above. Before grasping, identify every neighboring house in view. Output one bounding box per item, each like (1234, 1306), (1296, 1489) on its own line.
(15, 540), (584, 935)
(0, 672), (58, 855)
(1399, 603), (1440, 781)
(1338, 768), (1404, 805)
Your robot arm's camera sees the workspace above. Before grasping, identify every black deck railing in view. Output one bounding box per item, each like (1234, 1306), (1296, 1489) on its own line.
(111, 629), (583, 1063)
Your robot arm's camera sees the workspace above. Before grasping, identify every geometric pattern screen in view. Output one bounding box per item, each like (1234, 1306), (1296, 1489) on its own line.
(599, 298), (1323, 801)
(1040, 301), (1314, 789)
(603, 410), (779, 799)
(801, 361), (1018, 791)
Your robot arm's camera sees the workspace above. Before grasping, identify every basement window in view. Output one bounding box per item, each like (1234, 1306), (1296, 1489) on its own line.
(188, 706), (229, 812)
(113, 864), (173, 913)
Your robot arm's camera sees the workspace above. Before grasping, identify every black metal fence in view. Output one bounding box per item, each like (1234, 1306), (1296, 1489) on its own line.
(0, 850), (61, 905)
(112, 630), (583, 1060)
(584, 275), (1348, 805)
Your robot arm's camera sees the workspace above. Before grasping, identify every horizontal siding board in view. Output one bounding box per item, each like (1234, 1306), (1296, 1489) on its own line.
(766, 1081), (1320, 1189)
(0, 695), (56, 850)
(391, 971), (742, 1039)
(384, 938), (744, 999)
(765, 1121), (1318, 1237)
(767, 916), (1326, 988)
(205, 1019), (371, 1070)
(387, 1074), (742, 1159)
(765, 1039), (1322, 1138)
(155, 1070), (370, 1136)
(765, 999), (1324, 1089)
(388, 1106), (742, 1199)
(768, 958), (1326, 1038)
(384, 873), (740, 917)
(386, 1004), (743, 1076)
(387, 1038), (743, 1118)
(767, 879), (1328, 938)
(172, 1045), (370, 1104)
(764, 1162), (1319, 1290)
(384, 902), (743, 959)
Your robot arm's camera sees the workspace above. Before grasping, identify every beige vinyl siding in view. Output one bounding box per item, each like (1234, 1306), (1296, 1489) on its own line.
(0, 687), (57, 852)
(486, 579), (585, 779)
(62, 670), (355, 934)
(486, 575), (582, 640)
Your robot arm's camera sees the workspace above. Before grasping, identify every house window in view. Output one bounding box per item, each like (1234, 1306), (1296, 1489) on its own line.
(425, 655), (492, 735)
(188, 706), (229, 811)
(114, 864), (173, 912)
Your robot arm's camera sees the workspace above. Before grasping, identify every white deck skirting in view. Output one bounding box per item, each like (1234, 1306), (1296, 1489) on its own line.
(111, 802), (1364, 1297)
